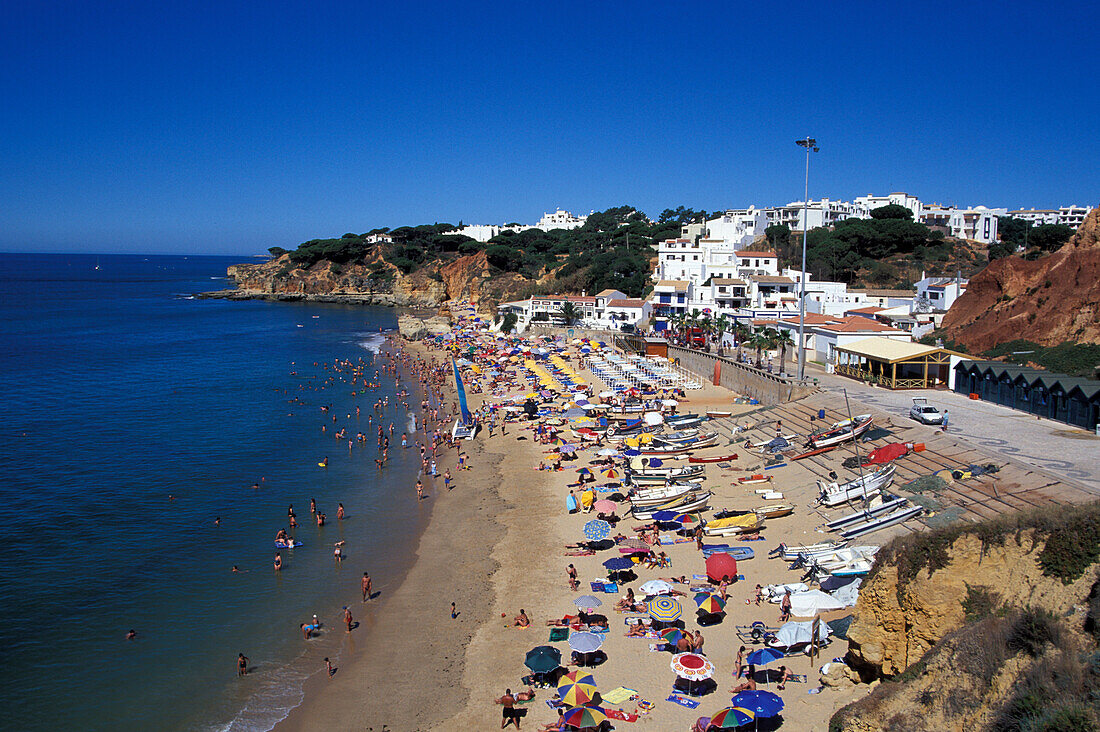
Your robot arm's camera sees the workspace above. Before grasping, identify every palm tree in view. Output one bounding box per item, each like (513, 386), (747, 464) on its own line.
(697, 314), (713, 350)
(750, 327), (774, 369)
(560, 301), (581, 327)
(713, 313), (731, 355)
(732, 322), (751, 362)
(773, 329), (795, 375)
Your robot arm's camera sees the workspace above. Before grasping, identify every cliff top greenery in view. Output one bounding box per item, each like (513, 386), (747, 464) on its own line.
(265, 204), (986, 298)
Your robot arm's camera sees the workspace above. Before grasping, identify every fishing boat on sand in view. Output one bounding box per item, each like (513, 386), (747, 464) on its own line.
(806, 414), (873, 449)
(839, 503), (922, 539)
(688, 452), (738, 464)
(773, 541), (847, 562)
(703, 513), (762, 536)
(631, 491), (712, 520)
(629, 484), (696, 507)
(817, 465), (896, 507)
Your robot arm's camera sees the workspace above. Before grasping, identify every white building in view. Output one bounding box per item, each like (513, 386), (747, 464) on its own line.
(771, 313), (912, 365)
(536, 209), (588, 232)
(703, 207), (767, 246)
(1058, 205), (1093, 228)
(767, 199), (866, 231)
(914, 274), (968, 312)
(854, 192), (923, 221)
(918, 205), (1002, 243)
(1007, 209), (1060, 227)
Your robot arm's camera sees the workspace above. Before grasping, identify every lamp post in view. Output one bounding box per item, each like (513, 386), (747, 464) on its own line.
(795, 137), (819, 381)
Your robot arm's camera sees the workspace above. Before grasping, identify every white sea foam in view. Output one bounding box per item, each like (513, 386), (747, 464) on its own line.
(212, 659), (311, 732)
(356, 332), (386, 354)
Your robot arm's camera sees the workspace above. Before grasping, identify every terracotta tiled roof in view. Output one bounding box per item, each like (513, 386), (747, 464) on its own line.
(606, 299), (645, 308)
(735, 251), (778, 257)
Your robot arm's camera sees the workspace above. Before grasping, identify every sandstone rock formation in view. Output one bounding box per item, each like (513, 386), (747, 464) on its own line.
(847, 532), (1095, 678)
(939, 207), (1100, 352)
(211, 252), (539, 313)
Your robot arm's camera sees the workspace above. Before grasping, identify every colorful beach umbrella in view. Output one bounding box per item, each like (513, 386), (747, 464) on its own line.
(583, 520), (611, 541)
(648, 596), (683, 623)
(671, 652), (715, 681)
(601, 468), (620, 479)
(746, 647), (785, 667)
(558, 444), (578, 453)
(525, 645), (562, 673)
(731, 690), (784, 718)
(694, 593), (727, 615)
(619, 537), (650, 552)
(567, 631), (604, 654)
(573, 595), (603, 609)
(593, 499), (618, 513)
(576, 467), (592, 474)
(561, 706), (607, 729)
(557, 671), (598, 706)
(709, 706), (756, 728)
(660, 627), (686, 646)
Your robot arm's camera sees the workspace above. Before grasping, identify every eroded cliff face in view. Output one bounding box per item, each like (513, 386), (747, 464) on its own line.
(939, 207), (1100, 352)
(847, 532), (1096, 678)
(223, 252), (537, 312)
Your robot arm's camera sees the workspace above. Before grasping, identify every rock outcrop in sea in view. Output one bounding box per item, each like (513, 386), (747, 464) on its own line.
(200, 251), (541, 313)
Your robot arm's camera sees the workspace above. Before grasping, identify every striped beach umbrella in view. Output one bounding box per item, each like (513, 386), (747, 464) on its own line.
(648, 596), (683, 623)
(561, 706), (607, 729)
(694, 593), (727, 615)
(557, 671), (598, 706)
(601, 468), (620, 479)
(660, 627), (686, 646)
(709, 706), (756, 728)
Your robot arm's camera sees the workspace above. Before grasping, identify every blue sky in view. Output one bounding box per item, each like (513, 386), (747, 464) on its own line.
(2, 0), (1097, 254)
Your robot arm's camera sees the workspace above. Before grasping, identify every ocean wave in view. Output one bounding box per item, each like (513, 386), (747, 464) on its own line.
(356, 333), (386, 354)
(214, 660), (311, 732)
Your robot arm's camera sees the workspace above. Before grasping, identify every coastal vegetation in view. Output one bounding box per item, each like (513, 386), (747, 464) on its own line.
(990, 217), (1076, 261)
(832, 501), (1100, 732)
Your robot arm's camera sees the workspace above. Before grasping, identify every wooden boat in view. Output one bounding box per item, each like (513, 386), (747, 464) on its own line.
(705, 410), (732, 418)
(790, 445), (838, 461)
(806, 414), (873, 449)
(452, 418), (477, 441)
(630, 484), (696, 506)
(825, 495), (908, 531)
(839, 503), (922, 539)
(659, 429), (701, 443)
(688, 452), (738, 464)
(818, 465), (896, 507)
(701, 545), (755, 560)
(631, 492), (712, 520)
(753, 503), (794, 520)
(628, 469), (705, 486)
(626, 460), (704, 479)
(737, 474), (772, 485)
(703, 513), (762, 536)
(664, 416), (705, 429)
(775, 541), (846, 562)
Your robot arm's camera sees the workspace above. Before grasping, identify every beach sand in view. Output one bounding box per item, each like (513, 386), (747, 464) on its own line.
(279, 345), (877, 732)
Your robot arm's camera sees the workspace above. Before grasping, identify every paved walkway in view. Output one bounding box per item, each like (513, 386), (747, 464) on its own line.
(809, 366), (1100, 495)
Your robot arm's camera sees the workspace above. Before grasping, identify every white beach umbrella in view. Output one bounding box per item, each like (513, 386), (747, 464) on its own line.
(640, 579), (673, 596)
(644, 411), (664, 426)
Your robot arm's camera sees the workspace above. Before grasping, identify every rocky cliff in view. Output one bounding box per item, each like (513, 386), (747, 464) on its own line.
(831, 504), (1100, 732)
(208, 251), (539, 312)
(939, 207), (1100, 352)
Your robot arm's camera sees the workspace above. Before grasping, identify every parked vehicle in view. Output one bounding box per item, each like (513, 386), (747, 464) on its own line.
(909, 397), (944, 425)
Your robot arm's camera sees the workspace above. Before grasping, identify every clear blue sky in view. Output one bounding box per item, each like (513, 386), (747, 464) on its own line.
(3, 0), (1097, 254)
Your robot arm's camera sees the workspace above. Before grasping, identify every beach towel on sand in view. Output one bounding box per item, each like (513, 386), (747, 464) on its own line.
(602, 687), (638, 704)
(666, 694), (700, 709)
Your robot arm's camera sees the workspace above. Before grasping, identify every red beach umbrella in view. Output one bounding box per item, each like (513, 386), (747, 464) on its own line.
(705, 552), (738, 583)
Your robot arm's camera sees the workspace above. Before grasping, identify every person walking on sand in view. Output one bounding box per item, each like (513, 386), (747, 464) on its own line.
(324, 657), (334, 678)
(443, 469), (452, 490)
(362, 572), (372, 602)
(343, 606), (353, 633)
(567, 564), (579, 591)
(779, 589), (792, 622)
(237, 653), (249, 676)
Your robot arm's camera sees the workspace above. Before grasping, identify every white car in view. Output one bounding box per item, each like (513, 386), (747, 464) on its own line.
(909, 398), (943, 425)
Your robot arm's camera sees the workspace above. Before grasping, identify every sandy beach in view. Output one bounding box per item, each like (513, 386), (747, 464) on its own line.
(279, 332), (879, 732)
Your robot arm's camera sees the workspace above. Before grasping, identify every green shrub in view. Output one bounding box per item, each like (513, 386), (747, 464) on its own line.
(1007, 608), (1062, 657)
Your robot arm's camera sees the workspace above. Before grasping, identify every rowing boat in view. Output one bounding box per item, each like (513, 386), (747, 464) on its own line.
(806, 414), (873, 449)
(688, 453), (738, 464)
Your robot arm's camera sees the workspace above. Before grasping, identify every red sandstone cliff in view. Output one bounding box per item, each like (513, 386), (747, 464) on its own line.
(939, 207), (1100, 352)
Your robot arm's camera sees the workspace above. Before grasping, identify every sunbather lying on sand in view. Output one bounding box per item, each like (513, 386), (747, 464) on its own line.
(625, 622), (651, 637)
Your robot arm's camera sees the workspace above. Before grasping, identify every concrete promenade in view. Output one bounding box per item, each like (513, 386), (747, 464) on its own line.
(809, 365), (1100, 495)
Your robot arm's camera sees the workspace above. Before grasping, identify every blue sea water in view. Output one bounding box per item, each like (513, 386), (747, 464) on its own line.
(0, 254), (430, 731)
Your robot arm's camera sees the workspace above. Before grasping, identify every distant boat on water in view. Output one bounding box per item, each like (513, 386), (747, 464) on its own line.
(94, 258), (101, 270)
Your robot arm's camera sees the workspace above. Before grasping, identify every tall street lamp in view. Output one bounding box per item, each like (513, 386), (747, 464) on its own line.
(795, 137), (819, 381)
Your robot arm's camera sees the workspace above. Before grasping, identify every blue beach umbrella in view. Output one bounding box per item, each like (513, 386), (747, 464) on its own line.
(652, 510), (677, 522)
(731, 690), (784, 718)
(746, 647), (785, 667)
(583, 520), (611, 541)
(574, 595), (603, 610)
(525, 645), (562, 673)
(623, 449), (641, 457)
(602, 557), (634, 571)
